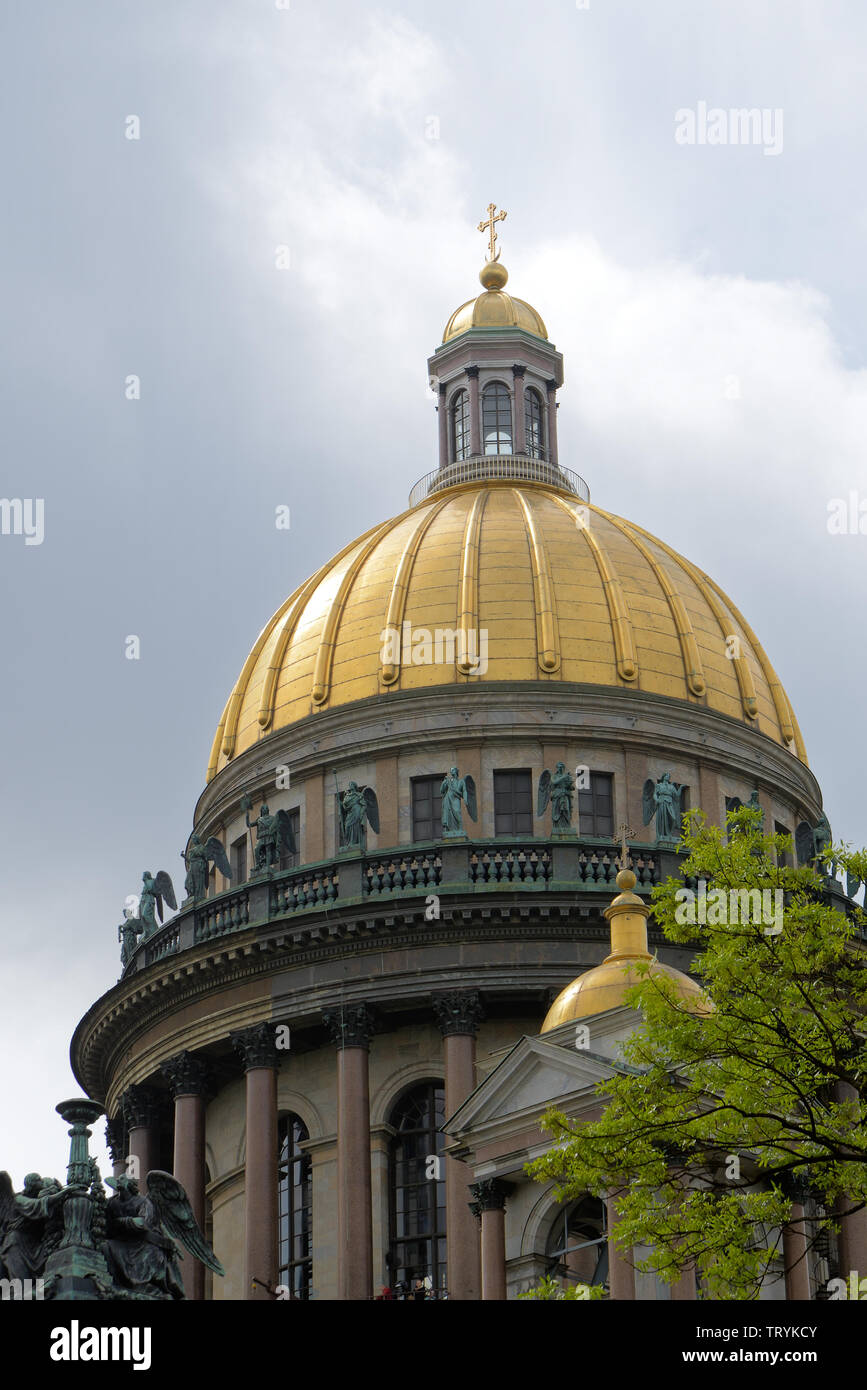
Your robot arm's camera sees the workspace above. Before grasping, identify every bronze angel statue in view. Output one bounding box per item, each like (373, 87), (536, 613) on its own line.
(241, 795), (297, 870)
(642, 773), (684, 842)
(537, 762), (575, 832)
(137, 871), (177, 938)
(183, 833), (232, 901)
(336, 778), (379, 849)
(440, 767), (477, 838)
(104, 1170), (224, 1300)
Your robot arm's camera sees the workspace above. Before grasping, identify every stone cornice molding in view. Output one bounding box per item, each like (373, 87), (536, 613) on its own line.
(72, 908), (689, 1106)
(193, 682), (821, 837)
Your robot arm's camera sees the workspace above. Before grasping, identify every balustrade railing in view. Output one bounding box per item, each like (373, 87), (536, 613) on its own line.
(365, 852), (442, 895)
(124, 838), (665, 972)
(471, 845), (551, 885)
(408, 456), (590, 508)
(271, 865), (339, 915)
(195, 888), (250, 943)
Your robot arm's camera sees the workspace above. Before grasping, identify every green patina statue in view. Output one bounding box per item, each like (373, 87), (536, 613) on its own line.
(242, 795), (297, 871)
(118, 909), (143, 969)
(335, 778), (380, 849)
(440, 767), (477, 838)
(182, 832), (232, 901)
(104, 1172), (223, 1300)
(137, 871), (177, 938)
(537, 762), (575, 832)
(642, 772), (685, 842)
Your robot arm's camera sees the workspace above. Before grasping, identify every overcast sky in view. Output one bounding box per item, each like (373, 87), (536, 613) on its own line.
(2, 0), (866, 1184)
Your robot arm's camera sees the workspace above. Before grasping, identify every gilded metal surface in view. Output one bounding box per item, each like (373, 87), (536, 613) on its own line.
(554, 496), (636, 681)
(514, 488), (560, 672)
(457, 489), (488, 675)
(541, 868), (709, 1028)
(477, 201), (507, 262)
(207, 482), (806, 781)
(381, 497), (452, 685)
(443, 292), (548, 342)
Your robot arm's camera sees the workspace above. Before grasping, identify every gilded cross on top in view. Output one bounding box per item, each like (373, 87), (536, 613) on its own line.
(478, 202), (507, 262)
(616, 823), (635, 870)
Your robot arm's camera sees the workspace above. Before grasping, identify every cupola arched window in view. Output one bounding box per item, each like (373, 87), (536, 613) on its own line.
(525, 388), (545, 460)
(482, 382), (512, 455)
(387, 1081), (447, 1295)
(451, 390), (470, 461)
(278, 1113), (312, 1299)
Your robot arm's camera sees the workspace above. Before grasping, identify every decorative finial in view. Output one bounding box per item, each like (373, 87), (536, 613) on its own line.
(477, 203), (509, 292)
(616, 823), (635, 870)
(614, 824), (637, 892)
(478, 202), (507, 263)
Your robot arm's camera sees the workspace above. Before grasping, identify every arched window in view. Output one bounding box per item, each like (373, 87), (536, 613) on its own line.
(388, 1081), (447, 1295)
(545, 1196), (608, 1293)
(525, 389), (545, 459)
(451, 390), (470, 461)
(278, 1114), (312, 1299)
(482, 382), (512, 455)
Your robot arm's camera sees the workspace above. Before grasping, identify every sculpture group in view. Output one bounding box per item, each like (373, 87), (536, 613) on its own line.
(118, 869), (177, 967)
(0, 1100), (223, 1301)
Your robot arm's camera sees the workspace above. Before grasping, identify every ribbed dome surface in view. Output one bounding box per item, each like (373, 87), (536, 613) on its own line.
(442, 290), (548, 342)
(207, 481), (806, 781)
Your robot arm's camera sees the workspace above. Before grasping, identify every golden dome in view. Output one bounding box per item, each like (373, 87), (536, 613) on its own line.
(541, 868), (712, 1029)
(442, 261), (548, 343)
(207, 478), (806, 781)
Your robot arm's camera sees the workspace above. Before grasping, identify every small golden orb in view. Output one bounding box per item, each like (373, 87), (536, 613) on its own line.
(616, 867), (637, 892)
(479, 260), (508, 291)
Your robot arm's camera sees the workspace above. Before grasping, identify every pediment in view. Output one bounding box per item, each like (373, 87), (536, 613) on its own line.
(444, 1033), (620, 1136)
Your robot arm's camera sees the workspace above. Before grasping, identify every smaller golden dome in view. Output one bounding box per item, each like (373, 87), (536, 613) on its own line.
(443, 261), (548, 343)
(541, 868), (710, 1030)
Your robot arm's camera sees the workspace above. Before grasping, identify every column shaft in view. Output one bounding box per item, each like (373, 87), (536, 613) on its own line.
(438, 385), (448, 467)
(467, 368), (481, 456)
(783, 1203), (811, 1301)
(480, 1208), (507, 1300)
(546, 381), (559, 464)
(512, 367), (526, 454)
(245, 1066), (278, 1300)
(606, 1192), (635, 1299)
(337, 1046), (373, 1300)
(443, 1032), (480, 1300)
(173, 1093), (206, 1300)
(126, 1124), (159, 1194)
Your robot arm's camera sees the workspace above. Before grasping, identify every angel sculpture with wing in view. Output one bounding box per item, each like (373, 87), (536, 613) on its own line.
(183, 833), (232, 901)
(338, 780), (380, 849)
(440, 767), (477, 838)
(0, 1172), (69, 1284)
(537, 761), (575, 831)
(104, 1170), (224, 1300)
(243, 796), (297, 870)
(642, 773), (684, 842)
(138, 870), (177, 938)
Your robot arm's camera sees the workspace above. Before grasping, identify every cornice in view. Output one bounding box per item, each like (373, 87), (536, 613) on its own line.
(194, 681), (821, 835)
(74, 901), (664, 1105)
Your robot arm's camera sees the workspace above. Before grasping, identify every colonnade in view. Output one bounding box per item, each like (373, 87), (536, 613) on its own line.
(111, 1006), (858, 1301)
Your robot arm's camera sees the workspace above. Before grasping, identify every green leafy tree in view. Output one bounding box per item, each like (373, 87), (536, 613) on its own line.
(527, 809), (867, 1299)
(518, 1275), (604, 1301)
